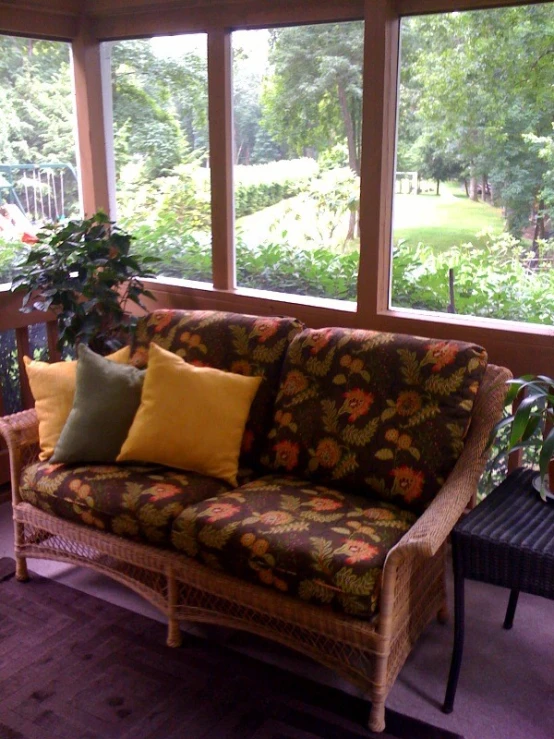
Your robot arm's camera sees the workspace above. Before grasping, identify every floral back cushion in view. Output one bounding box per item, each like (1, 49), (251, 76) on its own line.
(131, 310), (304, 470)
(260, 327), (488, 513)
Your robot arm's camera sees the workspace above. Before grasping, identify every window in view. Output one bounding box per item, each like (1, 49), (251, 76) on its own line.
(392, 4), (554, 327)
(0, 35), (79, 283)
(232, 22), (364, 302)
(110, 35), (211, 283)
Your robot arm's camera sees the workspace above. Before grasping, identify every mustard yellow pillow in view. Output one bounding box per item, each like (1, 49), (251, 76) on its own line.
(117, 343), (262, 486)
(24, 346), (130, 461)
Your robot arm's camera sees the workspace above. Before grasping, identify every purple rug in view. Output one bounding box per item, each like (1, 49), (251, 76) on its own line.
(0, 559), (463, 739)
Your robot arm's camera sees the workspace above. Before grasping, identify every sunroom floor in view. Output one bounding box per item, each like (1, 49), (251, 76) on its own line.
(0, 499), (551, 739)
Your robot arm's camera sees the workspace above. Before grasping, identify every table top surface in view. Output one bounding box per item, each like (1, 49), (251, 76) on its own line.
(454, 468), (554, 557)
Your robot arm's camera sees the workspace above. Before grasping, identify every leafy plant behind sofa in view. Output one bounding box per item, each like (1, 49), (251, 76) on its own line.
(11, 211), (157, 355)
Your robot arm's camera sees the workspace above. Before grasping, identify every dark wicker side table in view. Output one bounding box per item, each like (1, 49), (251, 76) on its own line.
(442, 467), (554, 713)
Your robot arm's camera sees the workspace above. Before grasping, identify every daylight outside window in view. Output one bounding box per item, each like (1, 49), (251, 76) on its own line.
(392, 4), (554, 327)
(110, 35), (211, 283)
(232, 22), (364, 303)
(0, 35), (80, 284)
(0, 35), (81, 413)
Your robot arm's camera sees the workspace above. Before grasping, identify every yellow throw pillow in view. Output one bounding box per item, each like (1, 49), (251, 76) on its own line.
(117, 343), (262, 486)
(24, 346), (130, 461)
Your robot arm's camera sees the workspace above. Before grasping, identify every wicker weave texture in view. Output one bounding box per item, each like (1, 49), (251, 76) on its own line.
(0, 363), (511, 734)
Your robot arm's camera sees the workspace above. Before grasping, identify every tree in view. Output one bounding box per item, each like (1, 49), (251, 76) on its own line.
(415, 139), (462, 196)
(0, 36), (75, 166)
(261, 22), (364, 175)
(400, 6), (554, 238)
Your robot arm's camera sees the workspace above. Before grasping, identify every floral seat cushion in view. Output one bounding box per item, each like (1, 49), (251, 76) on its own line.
(130, 310), (304, 471)
(20, 462), (234, 546)
(170, 475), (417, 619)
(261, 327), (488, 514)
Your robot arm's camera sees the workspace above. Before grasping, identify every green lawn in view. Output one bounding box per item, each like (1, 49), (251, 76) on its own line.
(393, 181), (505, 251)
(236, 179), (505, 254)
(236, 192), (354, 252)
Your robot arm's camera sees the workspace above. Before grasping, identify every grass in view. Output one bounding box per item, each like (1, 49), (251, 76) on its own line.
(237, 179), (505, 254)
(236, 193), (356, 253)
(393, 181), (505, 251)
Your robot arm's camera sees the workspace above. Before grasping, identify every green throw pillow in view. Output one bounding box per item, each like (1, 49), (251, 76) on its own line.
(51, 345), (145, 464)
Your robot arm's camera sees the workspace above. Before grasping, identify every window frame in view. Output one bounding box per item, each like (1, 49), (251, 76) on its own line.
(0, 0), (552, 377)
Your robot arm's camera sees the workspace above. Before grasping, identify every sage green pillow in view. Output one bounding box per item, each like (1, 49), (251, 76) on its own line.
(51, 345), (145, 464)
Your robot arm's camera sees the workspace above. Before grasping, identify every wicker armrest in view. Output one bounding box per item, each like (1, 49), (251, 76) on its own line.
(386, 363), (512, 565)
(0, 408), (39, 448)
(0, 409), (40, 504)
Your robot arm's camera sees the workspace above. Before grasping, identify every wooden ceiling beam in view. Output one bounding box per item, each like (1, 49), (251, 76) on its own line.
(398, 0), (552, 15)
(0, 3), (79, 39)
(93, 0), (364, 40)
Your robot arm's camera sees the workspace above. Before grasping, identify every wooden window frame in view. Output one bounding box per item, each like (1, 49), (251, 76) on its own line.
(0, 0), (553, 376)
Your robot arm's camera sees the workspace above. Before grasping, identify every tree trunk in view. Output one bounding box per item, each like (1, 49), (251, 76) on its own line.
(481, 175), (487, 202)
(337, 81), (359, 175)
(530, 198), (546, 269)
(346, 210), (356, 243)
(436, 179), (440, 196)
(337, 81), (359, 241)
(469, 175), (478, 202)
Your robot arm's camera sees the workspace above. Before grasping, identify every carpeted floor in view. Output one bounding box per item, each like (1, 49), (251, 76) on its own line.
(0, 558), (462, 739)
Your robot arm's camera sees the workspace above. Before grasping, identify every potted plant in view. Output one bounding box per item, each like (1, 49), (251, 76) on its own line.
(11, 211), (157, 355)
(490, 375), (554, 501)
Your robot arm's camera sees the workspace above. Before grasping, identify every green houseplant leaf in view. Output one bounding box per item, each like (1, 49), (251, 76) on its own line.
(489, 374), (554, 502)
(11, 211), (157, 355)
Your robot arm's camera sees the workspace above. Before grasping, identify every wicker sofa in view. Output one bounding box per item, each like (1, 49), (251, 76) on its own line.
(0, 309), (510, 732)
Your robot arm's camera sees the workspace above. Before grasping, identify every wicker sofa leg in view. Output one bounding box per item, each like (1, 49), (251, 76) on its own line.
(15, 556), (29, 582)
(13, 522), (29, 582)
(166, 568), (182, 648)
(368, 696), (386, 733)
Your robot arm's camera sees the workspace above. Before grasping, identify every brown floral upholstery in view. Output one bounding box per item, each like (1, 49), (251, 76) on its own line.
(20, 462), (233, 546)
(130, 310), (304, 471)
(260, 328), (488, 513)
(171, 475), (416, 619)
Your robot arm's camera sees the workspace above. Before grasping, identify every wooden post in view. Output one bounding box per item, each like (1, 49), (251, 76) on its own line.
(71, 23), (113, 217)
(357, 0), (399, 321)
(15, 327), (34, 410)
(208, 29), (235, 291)
(46, 320), (62, 363)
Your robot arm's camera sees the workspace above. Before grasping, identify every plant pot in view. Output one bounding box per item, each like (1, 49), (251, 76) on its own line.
(532, 463), (554, 502)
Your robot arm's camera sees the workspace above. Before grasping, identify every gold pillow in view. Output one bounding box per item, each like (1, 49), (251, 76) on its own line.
(24, 346), (130, 461)
(117, 343), (262, 486)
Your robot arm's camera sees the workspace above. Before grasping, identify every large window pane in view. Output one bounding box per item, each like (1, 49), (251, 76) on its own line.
(232, 23), (363, 303)
(392, 4), (554, 326)
(110, 35), (211, 283)
(0, 35), (79, 283)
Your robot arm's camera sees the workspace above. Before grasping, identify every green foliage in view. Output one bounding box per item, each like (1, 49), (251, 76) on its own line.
(131, 223), (358, 301)
(236, 238), (358, 300)
(400, 6), (554, 238)
(392, 232), (554, 324)
(114, 79), (185, 178)
(262, 22), (364, 172)
(117, 158), (211, 235)
(112, 40), (208, 177)
(0, 238), (26, 283)
(300, 168), (359, 250)
(11, 211), (157, 354)
(234, 159), (318, 217)
(488, 376), (554, 501)
(0, 37), (75, 166)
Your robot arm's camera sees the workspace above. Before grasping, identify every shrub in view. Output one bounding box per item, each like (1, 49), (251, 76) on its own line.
(234, 158), (318, 217)
(392, 233), (554, 324)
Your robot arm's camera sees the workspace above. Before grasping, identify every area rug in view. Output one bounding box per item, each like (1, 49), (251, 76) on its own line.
(0, 558), (463, 739)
